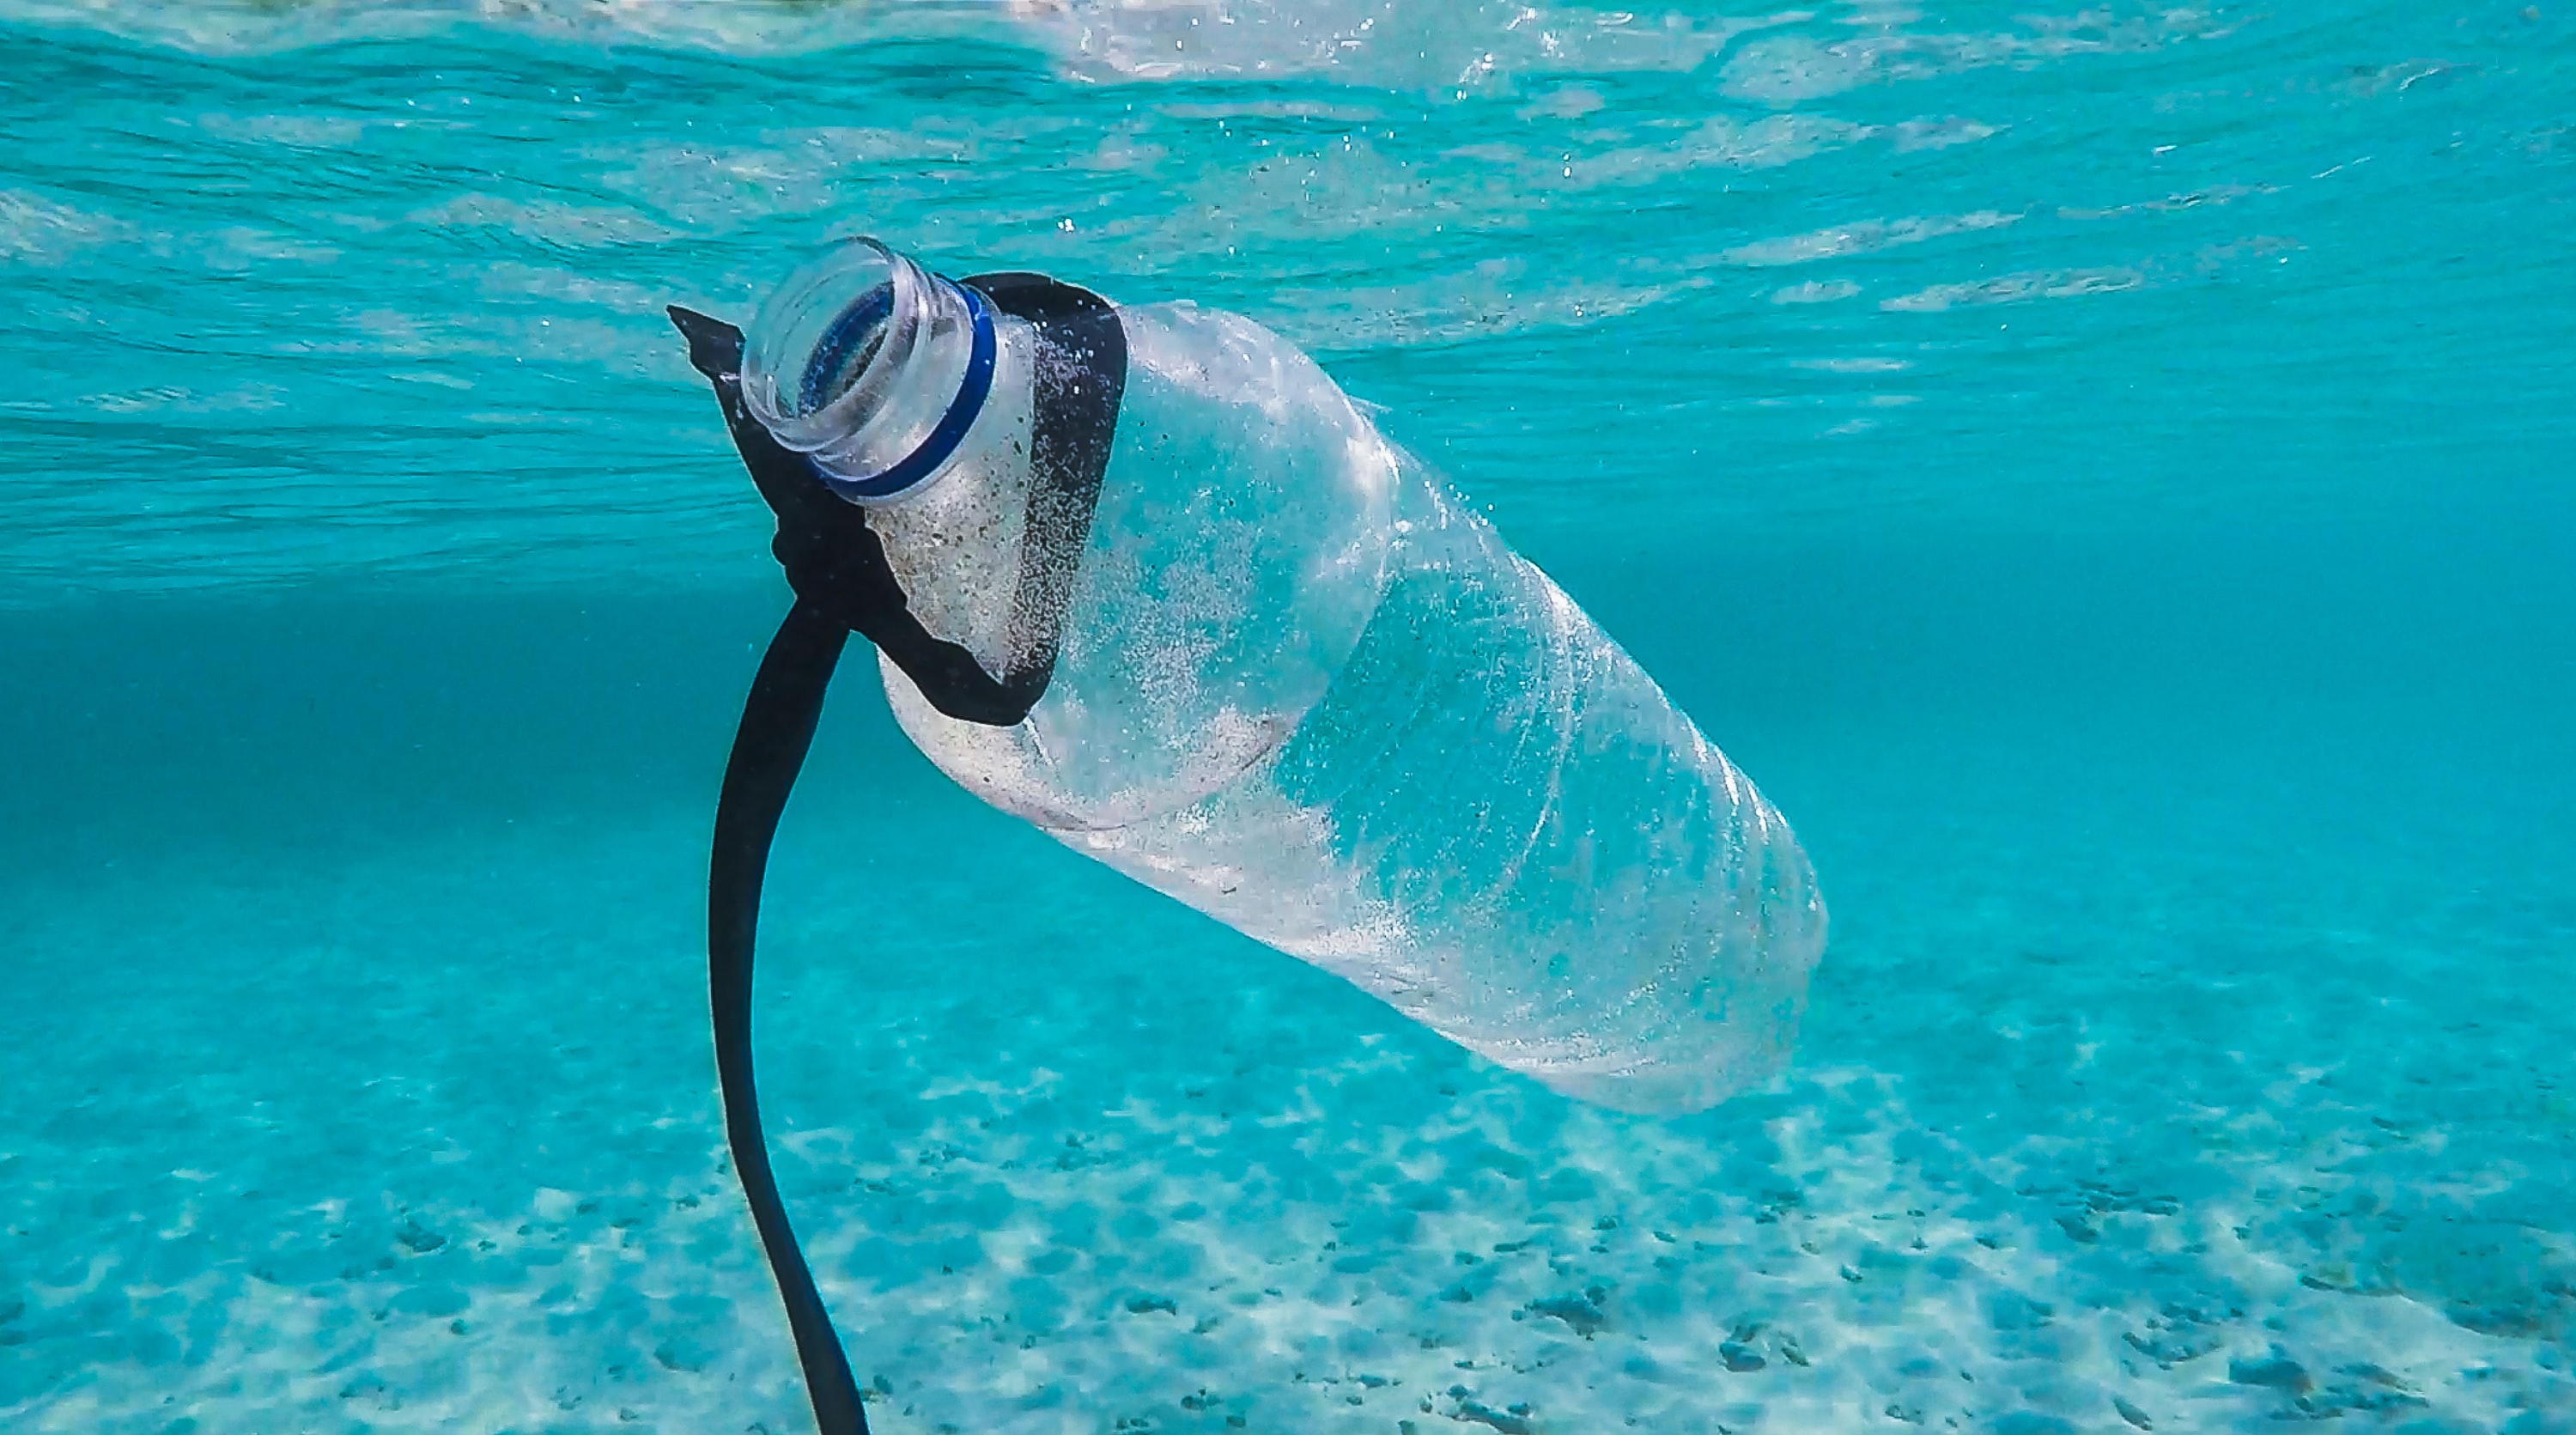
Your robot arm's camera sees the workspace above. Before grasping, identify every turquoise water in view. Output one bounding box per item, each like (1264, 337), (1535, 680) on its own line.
(5, 2), (2573, 1432)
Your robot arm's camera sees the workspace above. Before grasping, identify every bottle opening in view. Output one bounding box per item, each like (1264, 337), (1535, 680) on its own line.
(799, 283), (896, 417)
(741, 237), (994, 502)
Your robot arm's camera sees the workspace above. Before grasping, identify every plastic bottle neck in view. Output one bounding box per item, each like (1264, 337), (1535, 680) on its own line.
(741, 239), (999, 504)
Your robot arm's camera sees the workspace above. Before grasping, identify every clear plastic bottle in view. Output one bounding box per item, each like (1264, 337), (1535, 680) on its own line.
(742, 240), (1826, 1114)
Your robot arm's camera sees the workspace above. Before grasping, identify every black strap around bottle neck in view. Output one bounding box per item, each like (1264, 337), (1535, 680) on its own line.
(669, 274), (1127, 1435)
(670, 273), (1127, 727)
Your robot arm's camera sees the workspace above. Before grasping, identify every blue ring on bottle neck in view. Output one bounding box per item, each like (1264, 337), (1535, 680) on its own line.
(800, 278), (998, 503)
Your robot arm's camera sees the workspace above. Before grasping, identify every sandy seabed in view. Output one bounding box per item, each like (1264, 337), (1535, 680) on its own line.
(7, 711), (2571, 1435)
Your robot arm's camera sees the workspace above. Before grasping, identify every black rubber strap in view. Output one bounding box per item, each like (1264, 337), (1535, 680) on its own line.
(669, 276), (1125, 1435)
(708, 599), (866, 1435)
